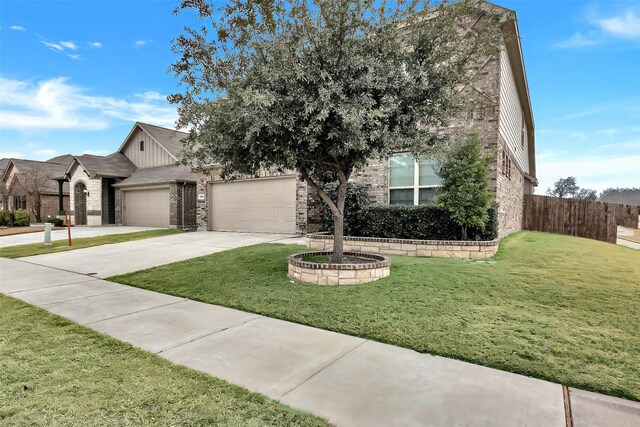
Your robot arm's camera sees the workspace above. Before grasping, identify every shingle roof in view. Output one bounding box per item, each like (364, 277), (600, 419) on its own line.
(137, 122), (188, 159)
(598, 189), (640, 207)
(7, 159), (70, 195)
(113, 164), (198, 188)
(74, 152), (137, 178)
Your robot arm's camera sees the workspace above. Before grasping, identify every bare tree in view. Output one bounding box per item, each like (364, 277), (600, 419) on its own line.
(546, 177), (578, 198)
(575, 188), (598, 201)
(21, 165), (52, 222)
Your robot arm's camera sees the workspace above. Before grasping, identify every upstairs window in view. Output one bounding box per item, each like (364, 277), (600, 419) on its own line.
(521, 114), (526, 149)
(502, 150), (512, 180)
(139, 140), (145, 151)
(389, 154), (442, 205)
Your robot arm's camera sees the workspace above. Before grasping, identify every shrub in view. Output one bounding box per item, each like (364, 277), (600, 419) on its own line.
(13, 210), (30, 226)
(0, 210), (12, 227)
(436, 134), (493, 239)
(47, 217), (64, 227)
(358, 202), (498, 241)
(322, 182), (371, 236)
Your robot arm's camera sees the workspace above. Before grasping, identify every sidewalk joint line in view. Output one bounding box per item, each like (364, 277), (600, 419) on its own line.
(82, 299), (187, 326)
(280, 339), (369, 398)
(4, 278), (101, 295)
(156, 315), (262, 355)
(39, 288), (133, 307)
(13, 258), (104, 278)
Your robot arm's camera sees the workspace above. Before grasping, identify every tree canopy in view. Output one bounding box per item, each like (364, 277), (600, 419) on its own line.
(171, 0), (504, 261)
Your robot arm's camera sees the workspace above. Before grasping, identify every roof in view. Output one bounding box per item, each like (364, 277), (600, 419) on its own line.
(117, 122), (188, 161)
(47, 154), (75, 165)
(69, 152), (137, 179)
(112, 164), (199, 188)
(0, 158), (9, 176)
(598, 189), (640, 207)
(3, 158), (70, 195)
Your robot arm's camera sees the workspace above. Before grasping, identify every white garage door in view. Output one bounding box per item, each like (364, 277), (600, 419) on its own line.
(123, 188), (170, 227)
(209, 176), (296, 233)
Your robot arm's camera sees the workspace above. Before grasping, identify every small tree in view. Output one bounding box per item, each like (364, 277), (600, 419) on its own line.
(546, 177), (578, 198)
(171, 0), (503, 262)
(435, 134), (492, 240)
(21, 165), (52, 223)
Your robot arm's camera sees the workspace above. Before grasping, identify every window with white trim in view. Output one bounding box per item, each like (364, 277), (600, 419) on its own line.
(389, 154), (442, 205)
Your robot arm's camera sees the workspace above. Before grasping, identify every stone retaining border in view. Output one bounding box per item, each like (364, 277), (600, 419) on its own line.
(288, 251), (391, 286)
(307, 234), (500, 259)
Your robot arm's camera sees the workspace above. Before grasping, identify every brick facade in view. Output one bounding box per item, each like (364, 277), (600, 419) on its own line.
(170, 182), (198, 229)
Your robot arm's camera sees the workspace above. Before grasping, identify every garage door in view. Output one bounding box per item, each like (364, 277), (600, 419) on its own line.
(209, 176), (296, 233)
(123, 188), (170, 227)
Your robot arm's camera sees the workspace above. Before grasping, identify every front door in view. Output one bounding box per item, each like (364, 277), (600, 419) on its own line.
(74, 182), (87, 225)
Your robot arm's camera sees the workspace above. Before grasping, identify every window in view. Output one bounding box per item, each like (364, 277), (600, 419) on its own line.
(139, 140), (145, 151)
(14, 195), (27, 210)
(389, 154), (442, 205)
(501, 150), (512, 180)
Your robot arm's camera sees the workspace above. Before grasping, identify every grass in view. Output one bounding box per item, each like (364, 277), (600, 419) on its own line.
(110, 231), (640, 401)
(0, 295), (326, 426)
(0, 229), (181, 258)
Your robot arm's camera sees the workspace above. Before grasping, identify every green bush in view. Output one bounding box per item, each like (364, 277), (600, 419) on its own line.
(357, 203), (498, 241)
(13, 210), (30, 226)
(0, 210), (12, 226)
(321, 182), (371, 236)
(47, 217), (64, 227)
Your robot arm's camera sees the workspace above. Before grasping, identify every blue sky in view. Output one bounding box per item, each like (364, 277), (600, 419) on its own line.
(1, 0), (639, 193)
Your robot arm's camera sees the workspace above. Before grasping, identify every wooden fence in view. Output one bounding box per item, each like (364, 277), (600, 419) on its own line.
(523, 195), (640, 243)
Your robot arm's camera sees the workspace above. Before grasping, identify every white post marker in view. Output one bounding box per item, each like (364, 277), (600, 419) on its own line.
(43, 223), (53, 248)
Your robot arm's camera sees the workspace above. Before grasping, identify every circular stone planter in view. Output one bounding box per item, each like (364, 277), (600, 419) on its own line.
(287, 251), (391, 286)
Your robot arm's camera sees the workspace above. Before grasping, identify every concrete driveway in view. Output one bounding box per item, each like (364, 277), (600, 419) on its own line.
(0, 226), (161, 248)
(18, 231), (304, 278)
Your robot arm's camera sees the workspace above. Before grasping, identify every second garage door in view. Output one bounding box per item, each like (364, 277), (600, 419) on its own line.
(123, 188), (170, 227)
(209, 176), (296, 233)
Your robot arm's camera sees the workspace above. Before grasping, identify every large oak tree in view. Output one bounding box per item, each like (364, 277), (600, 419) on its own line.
(171, 0), (503, 262)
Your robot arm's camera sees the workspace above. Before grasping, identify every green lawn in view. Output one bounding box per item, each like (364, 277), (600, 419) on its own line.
(0, 296), (325, 426)
(0, 229), (181, 258)
(111, 232), (640, 401)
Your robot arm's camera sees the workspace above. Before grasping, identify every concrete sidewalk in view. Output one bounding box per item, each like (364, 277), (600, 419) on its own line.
(2, 258), (639, 426)
(18, 231), (302, 278)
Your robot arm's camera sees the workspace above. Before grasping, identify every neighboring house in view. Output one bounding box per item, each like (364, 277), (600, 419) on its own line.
(196, 3), (537, 236)
(598, 189), (640, 207)
(0, 157), (71, 221)
(61, 122), (199, 228)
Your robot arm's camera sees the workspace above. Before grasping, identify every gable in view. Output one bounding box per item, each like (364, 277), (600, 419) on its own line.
(119, 125), (178, 169)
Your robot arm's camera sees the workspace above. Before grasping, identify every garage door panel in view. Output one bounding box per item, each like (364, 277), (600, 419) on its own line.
(124, 188), (169, 228)
(209, 177), (296, 233)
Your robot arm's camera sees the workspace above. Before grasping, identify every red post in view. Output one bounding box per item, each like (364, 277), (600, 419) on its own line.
(66, 215), (72, 246)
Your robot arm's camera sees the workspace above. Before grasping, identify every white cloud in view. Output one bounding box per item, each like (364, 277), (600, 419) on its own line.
(134, 40), (148, 48)
(68, 54), (81, 60)
(555, 7), (640, 49)
(60, 41), (78, 50)
(36, 148), (56, 158)
(135, 91), (166, 102)
(596, 128), (618, 137)
(554, 33), (600, 49)
(90, 42), (102, 48)
(537, 153), (640, 193)
(598, 10), (640, 39)
(0, 76), (177, 131)
(42, 41), (64, 51)
(9, 25), (26, 31)
(0, 150), (25, 159)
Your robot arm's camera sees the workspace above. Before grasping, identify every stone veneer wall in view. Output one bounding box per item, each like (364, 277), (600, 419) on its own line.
(170, 182), (198, 229)
(69, 174), (102, 226)
(308, 234), (499, 259)
(495, 134), (526, 235)
(288, 251), (391, 285)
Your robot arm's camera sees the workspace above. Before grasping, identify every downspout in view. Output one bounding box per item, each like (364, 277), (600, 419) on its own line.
(181, 182), (186, 231)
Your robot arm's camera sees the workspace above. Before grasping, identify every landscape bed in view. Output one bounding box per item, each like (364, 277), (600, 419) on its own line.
(110, 231), (640, 401)
(0, 296), (325, 426)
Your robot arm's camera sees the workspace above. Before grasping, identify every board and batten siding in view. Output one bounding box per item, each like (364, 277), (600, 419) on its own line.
(123, 128), (176, 169)
(498, 45), (529, 174)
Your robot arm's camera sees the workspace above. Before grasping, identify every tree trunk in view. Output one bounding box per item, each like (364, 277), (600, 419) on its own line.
(331, 180), (348, 263)
(461, 225), (467, 241)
